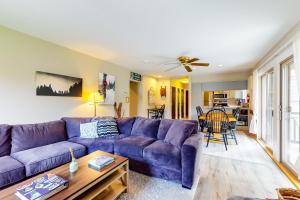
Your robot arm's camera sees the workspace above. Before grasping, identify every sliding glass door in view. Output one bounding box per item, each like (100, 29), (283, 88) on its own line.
(281, 58), (300, 172)
(261, 70), (275, 150)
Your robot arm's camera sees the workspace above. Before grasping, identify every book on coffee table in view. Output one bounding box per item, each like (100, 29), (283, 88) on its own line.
(88, 155), (115, 171)
(15, 173), (68, 200)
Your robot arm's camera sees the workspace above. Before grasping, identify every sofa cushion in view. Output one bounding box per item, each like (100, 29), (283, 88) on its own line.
(0, 124), (12, 156)
(157, 119), (174, 140)
(11, 120), (67, 153)
(69, 134), (128, 154)
(164, 120), (194, 148)
(116, 117), (136, 135)
(11, 141), (86, 176)
(80, 121), (98, 138)
(0, 156), (25, 189)
(143, 140), (181, 171)
(114, 136), (155, 160)
(62, 117), (93, 139)
(184, 120), (199, 135)
(131, 117), (160, 139)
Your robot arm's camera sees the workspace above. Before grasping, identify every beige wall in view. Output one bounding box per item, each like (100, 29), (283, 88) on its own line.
(0, 26), (130, 124)
(135, 76), (171, 119)
(137, 76), (157, 117)
(156, 79), (171, 119)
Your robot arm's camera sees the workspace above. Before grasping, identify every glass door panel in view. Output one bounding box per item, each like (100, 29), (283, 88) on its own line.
(281, 59), (300, 171)
(261, 75), (267, 142)
(261, 71), (275, 150)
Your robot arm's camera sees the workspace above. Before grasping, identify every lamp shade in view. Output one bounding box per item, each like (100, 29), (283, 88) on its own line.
(89, 92), (104, 104)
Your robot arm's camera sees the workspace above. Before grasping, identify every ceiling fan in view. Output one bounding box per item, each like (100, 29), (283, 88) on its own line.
(164, 56), (209, 72)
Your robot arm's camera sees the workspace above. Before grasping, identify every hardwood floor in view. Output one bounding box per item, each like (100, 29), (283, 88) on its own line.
(194, 132), (294, 200)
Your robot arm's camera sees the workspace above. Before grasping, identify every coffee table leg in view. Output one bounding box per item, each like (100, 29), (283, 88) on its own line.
(123, 161), (129, 193)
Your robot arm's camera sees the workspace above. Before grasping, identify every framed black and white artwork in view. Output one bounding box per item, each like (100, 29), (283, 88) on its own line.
(98, 72), (116, 104)
(35, 71), (83, 97)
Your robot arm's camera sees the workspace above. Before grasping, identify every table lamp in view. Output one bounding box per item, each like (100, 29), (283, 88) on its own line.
(89, 92), (104, 117)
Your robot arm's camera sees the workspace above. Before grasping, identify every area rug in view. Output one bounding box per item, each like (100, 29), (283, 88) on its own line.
(118, 171), (199, 200)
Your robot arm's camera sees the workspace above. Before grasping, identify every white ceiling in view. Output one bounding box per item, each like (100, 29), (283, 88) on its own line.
(0, 0), (299, 78)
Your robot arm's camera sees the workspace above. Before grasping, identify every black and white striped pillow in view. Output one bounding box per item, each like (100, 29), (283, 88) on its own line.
(92, 118), (119, 137)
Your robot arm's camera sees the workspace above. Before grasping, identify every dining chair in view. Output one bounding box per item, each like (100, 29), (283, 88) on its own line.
(157, 105), (165, 119)
(213, 104), (226, 112)
(196, 106), (206, 132)
(152, 104), (165, 119)
(228, 108), (240, 145)
(206, 108), (229, 150)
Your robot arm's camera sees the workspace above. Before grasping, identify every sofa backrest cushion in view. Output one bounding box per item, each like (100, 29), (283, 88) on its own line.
(184, 120), (198, 135)
(116, 117), (136, 135)
(11, 120), (67, 153)
(157, 119), (174, 140)
(0, 125), (12, 156)
(164, 120), (195, 148)
(131, 117), (160, 139)
(62, 117), (93, 138)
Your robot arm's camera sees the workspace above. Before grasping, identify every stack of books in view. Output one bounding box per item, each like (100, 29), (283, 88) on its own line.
(15, 174), (68, 200)
(88, 155), (115, 171)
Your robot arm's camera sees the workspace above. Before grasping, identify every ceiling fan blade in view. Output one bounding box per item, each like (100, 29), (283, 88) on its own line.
(187, 58), (200, 63)
(164, 64), (181, 72)
(184, 65), (192, 72)
(160, 62), (179, 66)
(191, 63), (210, 67)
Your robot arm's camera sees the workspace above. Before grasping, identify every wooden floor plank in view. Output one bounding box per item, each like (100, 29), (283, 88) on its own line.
(194, 133), (294, 200)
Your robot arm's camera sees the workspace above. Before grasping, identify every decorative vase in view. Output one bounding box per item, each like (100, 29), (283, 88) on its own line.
(69, 159), (78, 173)
(69, 146), (78, 173)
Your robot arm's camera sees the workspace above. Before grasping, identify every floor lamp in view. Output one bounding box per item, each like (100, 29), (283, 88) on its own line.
(89, 92), (104, 117)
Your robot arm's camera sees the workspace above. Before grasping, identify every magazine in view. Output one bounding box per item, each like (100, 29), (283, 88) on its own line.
(15, 173), (68, 200)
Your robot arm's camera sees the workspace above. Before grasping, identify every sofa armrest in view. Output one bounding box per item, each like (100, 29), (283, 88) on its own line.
(181, 133), (202, 189)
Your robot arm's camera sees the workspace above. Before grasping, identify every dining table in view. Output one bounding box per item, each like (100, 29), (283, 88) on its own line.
(199, 113), (237, 122)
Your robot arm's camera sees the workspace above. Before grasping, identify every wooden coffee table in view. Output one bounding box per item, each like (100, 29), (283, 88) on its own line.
(0, 151), (129, 200)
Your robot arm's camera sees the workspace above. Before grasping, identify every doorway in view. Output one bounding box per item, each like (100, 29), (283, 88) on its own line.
(129, 81), (139, 117)
(281, 57), (300, 173)
(170, 78), (189, 119)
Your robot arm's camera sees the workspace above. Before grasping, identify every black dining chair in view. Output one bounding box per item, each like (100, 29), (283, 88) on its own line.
(213, 104), (226, 112)
(152, 104), (165, 119)
(196, 106), (206, 132)
(228, 108), (240, 145)
(206, 108), (230, 150)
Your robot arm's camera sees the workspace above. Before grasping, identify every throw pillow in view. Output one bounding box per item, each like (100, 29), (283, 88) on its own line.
(164, 120), (195, 148)
(92, 117), (119, 137)
(80, 122), (98, 138)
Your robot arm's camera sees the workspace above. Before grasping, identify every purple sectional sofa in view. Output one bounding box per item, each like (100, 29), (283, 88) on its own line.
(0, 117), (201, 190)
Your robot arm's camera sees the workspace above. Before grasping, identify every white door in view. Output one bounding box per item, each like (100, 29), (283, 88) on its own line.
(261, 70), (275, 150)
(281, 58), (300, 172)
